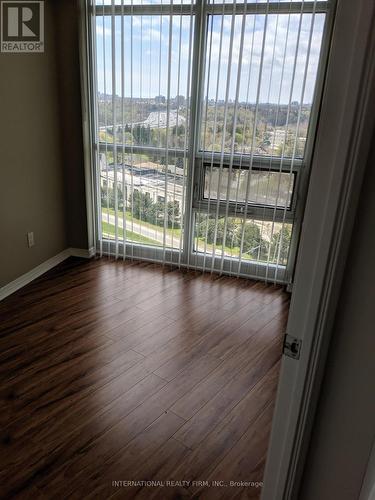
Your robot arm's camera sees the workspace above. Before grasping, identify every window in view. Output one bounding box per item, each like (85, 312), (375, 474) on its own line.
(202, 167), (295, 208)
(90, 0), (330, 282)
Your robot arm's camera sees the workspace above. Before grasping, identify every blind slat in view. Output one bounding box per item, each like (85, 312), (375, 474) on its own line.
(93, 0), (325, 283)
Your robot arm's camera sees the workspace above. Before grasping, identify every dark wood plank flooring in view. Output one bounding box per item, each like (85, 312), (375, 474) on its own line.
(0, 257), (289, 499)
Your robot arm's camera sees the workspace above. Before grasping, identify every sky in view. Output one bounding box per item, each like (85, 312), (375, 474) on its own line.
(95, 6), (325, 104)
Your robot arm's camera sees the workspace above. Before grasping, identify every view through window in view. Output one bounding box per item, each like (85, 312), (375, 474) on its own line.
(92, 0), (328, 282)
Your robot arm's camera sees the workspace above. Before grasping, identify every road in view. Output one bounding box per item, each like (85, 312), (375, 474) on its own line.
(102, 212), (231, 257)
(102, 212), (178, 248)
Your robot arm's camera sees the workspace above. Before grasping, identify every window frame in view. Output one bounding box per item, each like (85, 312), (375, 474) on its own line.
(193, 160), (297, 219)
(88, 0), (333, 284)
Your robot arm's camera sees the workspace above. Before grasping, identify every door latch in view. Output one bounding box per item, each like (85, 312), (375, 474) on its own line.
(283, 334), (302, 360)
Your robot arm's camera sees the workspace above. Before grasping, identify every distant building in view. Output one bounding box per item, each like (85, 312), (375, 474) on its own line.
(174, 95), (185, 106)
(100, 165), (184, 206)
(167, 164), (185, 177)
(155, 95), (166, 104)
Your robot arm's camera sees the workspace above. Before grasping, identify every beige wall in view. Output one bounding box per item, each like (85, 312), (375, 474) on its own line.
(54, 0), (88, 250)
(0, 0), (89, 288)
(299, 139), (375, 499)
(0, 0), (69, 287)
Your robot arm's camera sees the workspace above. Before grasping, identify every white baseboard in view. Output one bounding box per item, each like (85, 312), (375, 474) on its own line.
(69, 246), (96, 259)
(0, 249), (70, 301)
(0, 246), (96, 301)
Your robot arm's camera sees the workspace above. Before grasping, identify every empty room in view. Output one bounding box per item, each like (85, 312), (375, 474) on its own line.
(0, 0), (374, 499)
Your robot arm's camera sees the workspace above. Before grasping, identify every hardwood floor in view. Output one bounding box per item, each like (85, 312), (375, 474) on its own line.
(0, 257), (289, 499)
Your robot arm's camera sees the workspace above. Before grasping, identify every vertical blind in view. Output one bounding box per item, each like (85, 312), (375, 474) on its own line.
(92, 0), (329, 283)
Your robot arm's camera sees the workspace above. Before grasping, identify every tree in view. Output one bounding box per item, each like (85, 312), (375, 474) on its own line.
(116, 186), (124, 209)
(199, 218), (239, 248)
(101, 185), (124, 210)
(241, 222), (267, 260)
(130, 190), (154, 221)
(235, 133), (243, 145)
(100, 185), (107, 208)
(132, 124), (151, 145)
(166, 200), (180, 227)
(269, 225), (292, 264)
(127, 190), (180, 229)
(144, 200), (162, 225)
(222, 219), (240, 248)
(201, 218), (219, 245)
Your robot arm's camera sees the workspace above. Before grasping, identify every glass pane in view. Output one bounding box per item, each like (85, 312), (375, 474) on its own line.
(95, 14), (193, 149)
(208, 0), (326, 3)
(100, 151), (185, 249)
(95, 1), (195, 5)
(194, 214), (292, 266)
(204, 166), (294, 208)
(201, 13), (325, 158)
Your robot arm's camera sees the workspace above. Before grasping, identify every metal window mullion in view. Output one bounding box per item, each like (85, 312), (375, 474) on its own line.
(121, 0), (127, 259)
(198, 151), (303, 167)
(170, 7), (183, 259)
(95, 2), (328, 16)
(162, 6), (173, 264)
(96, 3), (196, 16)
(201, 7), (225, 271)
(101, 1), (110, 257)
(178, 0), (194, 268)
(130, 0), (135, 259)
(193, 0), (209, 270)
(196, 5), (227, 272)
(148, 14), (156, 254)
(98, 143), (303, 168)
(207, 1), (328, 15)
(97, 143), (187, 157)
(183, 0), (207, 268)
(90, 5), (102, 257)
(195, 200), (294, 222)
(155, 3), (163, 257)
(201, 11), (215, 272)
(111, 0), (119, 259)
(138, 4), (144, 252)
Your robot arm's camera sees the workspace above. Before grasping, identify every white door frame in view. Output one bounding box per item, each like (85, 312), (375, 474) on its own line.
(261, 1), (375, 498)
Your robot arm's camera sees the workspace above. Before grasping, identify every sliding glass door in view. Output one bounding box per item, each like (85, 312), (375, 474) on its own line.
(89, 0), (331, 283)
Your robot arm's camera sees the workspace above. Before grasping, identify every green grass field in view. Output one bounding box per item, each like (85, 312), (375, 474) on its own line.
(102, 221), (160, 246)
(102, 207), (182, 239)
(101, 209), (282, 264)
